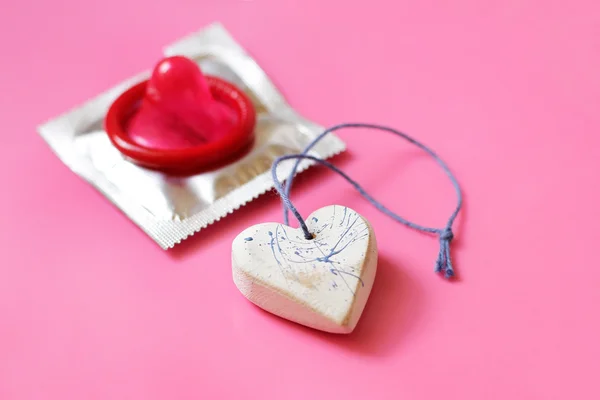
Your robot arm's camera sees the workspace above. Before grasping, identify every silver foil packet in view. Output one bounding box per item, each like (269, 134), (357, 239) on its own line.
(38, 23), (346, 249)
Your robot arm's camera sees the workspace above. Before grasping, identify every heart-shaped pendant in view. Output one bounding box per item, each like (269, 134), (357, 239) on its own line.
(232, 205), (378, 334)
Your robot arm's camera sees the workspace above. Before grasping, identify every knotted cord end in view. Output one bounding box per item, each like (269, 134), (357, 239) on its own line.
(439, 227), (454, 241)
(435, 227), (456, 279)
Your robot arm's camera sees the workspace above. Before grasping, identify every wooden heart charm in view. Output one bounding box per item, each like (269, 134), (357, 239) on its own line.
(232, 205), (378, 334)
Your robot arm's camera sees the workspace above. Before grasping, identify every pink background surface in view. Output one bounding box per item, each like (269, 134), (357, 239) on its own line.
(1, 1), (599, 399)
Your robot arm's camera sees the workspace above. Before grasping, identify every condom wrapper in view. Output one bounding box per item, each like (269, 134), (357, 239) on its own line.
(38, 23), (346, 249)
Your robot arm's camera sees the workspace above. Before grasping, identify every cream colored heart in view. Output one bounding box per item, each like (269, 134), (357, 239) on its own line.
(231, 205), (378, 334)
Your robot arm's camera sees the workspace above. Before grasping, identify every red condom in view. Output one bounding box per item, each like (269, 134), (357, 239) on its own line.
(105, 56), (256, 174)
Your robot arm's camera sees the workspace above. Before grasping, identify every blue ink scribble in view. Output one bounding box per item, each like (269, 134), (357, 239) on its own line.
(268, 232), (281, 266)
(244, 237), (253, 242)
(266, 211), (368, 296)
(330, 268), (364, 287)
(340, 207), (348, 226)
